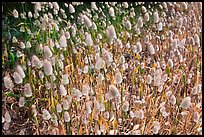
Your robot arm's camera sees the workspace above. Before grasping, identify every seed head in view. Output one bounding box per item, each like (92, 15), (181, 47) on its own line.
(180, 96), (191, 109)
(43, 59), (53, 76)
(24, 83), (32, 97)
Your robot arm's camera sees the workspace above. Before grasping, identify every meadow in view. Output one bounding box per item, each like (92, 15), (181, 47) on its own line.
(2, 2), (202, 135)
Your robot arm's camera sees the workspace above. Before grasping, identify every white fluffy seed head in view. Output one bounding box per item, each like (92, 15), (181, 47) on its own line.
(13, 71), (23, 84)
(56, 103), (62, 113)
(60, 35), (67, 48)
(180, 96), (191, 109)
(62, 74), (69, 85)
(69, 4), (75, 13)
(24, 83), (32, 97)
(42, 109), (51, 120)
(144, 12), (149, 22)
(146, 74), (152, 85)
(44, 46), (53, 59)
(16, 65), (25, 78)
(64, 111), (70, 122)
(135, 109), (144, 119)
(13, 9), (19, 18)
(122, 101), (129, 112)
(136, 41), (142, 53)
(157, 22), (163, 31)
(137, 17), (143, 28)
(193, 112), (200, 123)
(4, 111), (11, 123)
(114, 70), (123, 84)
(85, 33), (93, 46)
(43, 59), (53, 76)
(109, 85), (120, 99)
(95, 57), (105, 70)
(148, 43), (155, 55)
(194, 34), (200, 46)
(82, 84), (90, 96)
(19, 97), (25, 107)
(86, 102), (92, 114)
(109, 7), (115, 17)
(62, 100), (69, 110)
(83, 15), (92, 28)
(154, 11), (159, 23)
(125, 20), (131, 30)
(60, 84), (67, 96)
(106, 25), (117, 42)
(168, 59), (174, 68)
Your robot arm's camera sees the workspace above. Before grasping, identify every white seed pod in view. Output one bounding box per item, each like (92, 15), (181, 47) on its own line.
(62, 100), (69, 110)
(4, 111), (11, 123)
(137, 17), (143, 28)
(38, 70), (44, 79)
(3, 122), (10, 131)
(194, 34), (200, 46)
(135, 109), (144, 119)
(109, 85), (120, 99)
(166, 90), (172, 97)
(83, 15), (92, 28)
(130, 110), (135, 118)
(125, 20), (131, 30)
(144, 12), (149, 22)
(154, 11), (159, 23)
(86, 102), (92, 114)
(91, 2), (98, 10)
(157, 22), (163, 31)
(16, 65), (25, 78)
(141, 6), (147, 13)
(83, 65), (89, 74)
(114, 70), (123, 84)
(193, 112), (200, 123)
(85, 33), (93, 46)
(109, 7), (115, 17)
(122, 101), (129, 112)
(18, 97), (25, 107)
(28, 11), (32, 18)
(52, 2), (59, 11)
(43, 59), (53, 76)
(20, 42), (25, 49)
(169, 94), (176, 105)
(122, 2), (128, 8)
(26, 41), (31, 48)
(104, 111), (109, 119)
(13, 71), (23, 84)
(82, 84), (90, 96)
(135, 42), (142, 54)
(146, 75), (152, 85)
(59, 35), (67, 48)
(13, 9), (19, 18)
(42, 109), (51, 120)
(69, 4), (75, 13)
(191, 86), (198, 95)
(167, 58), (173, 68)
(56, 103), (62, 113)
(31, 105), (37, 116)
(2, 116), (5, 123)
(44, 46), (53, 59)
(106, 25), (117, 41)
(64, 111), (70, 122)
(61, 74), (69, 85)
(59, 84), (67, 96)
(180, 96), (191, 109)
(148, 43), (155, 55)
(24, 83), (32, 97)
(95, 57), (105, 70)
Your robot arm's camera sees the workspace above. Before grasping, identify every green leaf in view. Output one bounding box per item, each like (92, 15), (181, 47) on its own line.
(5, 92), (19, 99)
